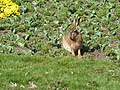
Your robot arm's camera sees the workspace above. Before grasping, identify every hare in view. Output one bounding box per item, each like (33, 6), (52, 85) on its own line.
(62, 17), (83, 58)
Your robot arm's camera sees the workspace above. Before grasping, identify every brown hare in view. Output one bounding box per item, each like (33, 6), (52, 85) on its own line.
(62, 17), (83, 58)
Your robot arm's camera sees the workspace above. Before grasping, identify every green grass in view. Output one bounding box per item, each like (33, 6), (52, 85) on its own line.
(0, 54), (120, 90)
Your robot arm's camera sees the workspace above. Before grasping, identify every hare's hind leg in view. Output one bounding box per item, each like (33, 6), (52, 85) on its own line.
(78, 49), (82, 58)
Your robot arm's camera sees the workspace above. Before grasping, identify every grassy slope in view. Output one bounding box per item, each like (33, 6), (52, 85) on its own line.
(0, 54), (120, 90)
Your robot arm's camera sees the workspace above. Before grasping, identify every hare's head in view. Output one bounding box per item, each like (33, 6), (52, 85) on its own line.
(69, 17), (82, 40)
(69, 31), (78, 40)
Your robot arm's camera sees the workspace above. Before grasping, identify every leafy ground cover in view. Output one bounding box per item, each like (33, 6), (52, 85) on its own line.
(0, 54), (120, 90)
(0, 0), (120, 60)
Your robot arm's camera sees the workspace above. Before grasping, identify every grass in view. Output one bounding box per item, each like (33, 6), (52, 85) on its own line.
(0, 54), (120, 90)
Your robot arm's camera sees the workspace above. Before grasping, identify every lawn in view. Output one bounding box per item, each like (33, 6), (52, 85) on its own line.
(0, 54), (120, 90)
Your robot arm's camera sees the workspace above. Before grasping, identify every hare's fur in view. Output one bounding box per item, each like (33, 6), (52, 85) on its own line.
(62, 17), (83, 58)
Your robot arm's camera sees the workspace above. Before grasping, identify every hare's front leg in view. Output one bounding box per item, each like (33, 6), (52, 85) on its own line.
(71, 48), (75, 56)
(78, 49), (82, 58)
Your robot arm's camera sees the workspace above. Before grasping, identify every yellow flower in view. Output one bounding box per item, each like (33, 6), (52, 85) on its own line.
(0, 0), (20, 18)
(0, 13), (4, 18)
(4, 7), (12, 16)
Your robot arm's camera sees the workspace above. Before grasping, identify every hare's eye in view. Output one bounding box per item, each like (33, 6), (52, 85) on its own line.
(74, 29), (77, 31)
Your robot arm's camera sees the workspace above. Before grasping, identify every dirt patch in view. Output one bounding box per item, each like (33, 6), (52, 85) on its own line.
(92, 50), (106, 59)
(0, 30), (11, 35)
(83, 49), (106, 60)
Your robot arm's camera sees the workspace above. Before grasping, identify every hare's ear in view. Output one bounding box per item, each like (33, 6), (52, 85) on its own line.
(72, 19), (77, 26)
(70, 19), (77, 31)
(76, 17), (82, 26)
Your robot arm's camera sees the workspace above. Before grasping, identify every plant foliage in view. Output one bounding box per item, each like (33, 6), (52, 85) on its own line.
(0, 0), (120, 60)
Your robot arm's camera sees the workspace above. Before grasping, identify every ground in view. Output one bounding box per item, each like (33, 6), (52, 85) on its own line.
(0, 54), (120, 90)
